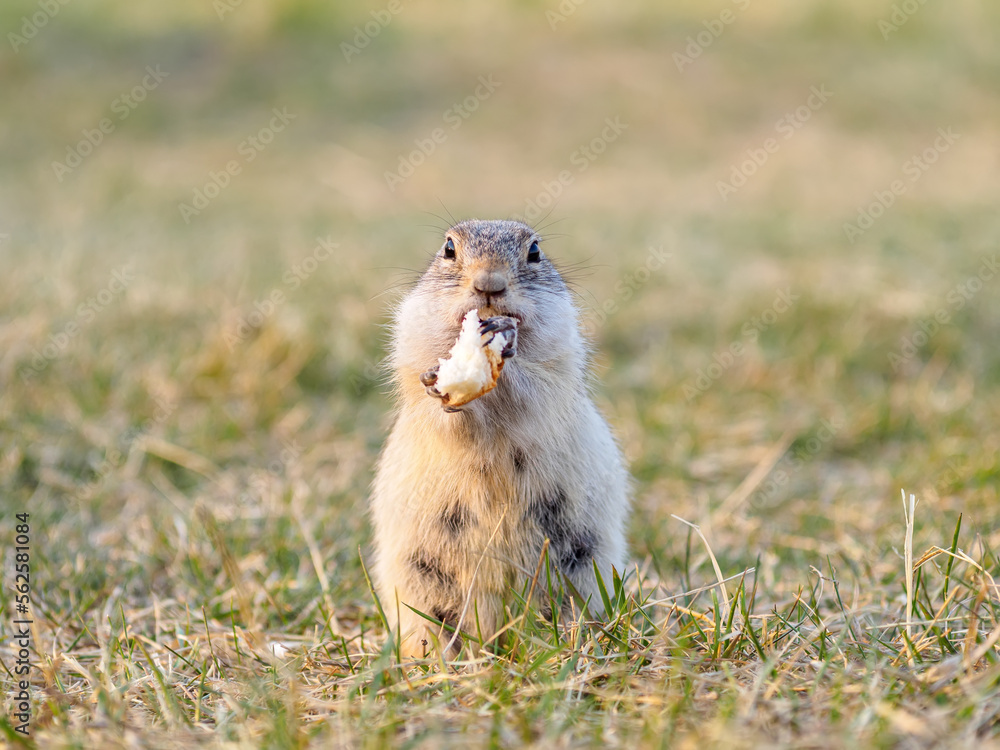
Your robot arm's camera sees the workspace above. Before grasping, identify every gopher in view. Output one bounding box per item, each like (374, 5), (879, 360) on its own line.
(369, 219), (630, 657)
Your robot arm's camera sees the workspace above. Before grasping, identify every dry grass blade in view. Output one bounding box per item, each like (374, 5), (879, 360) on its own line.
(902, 489), (917, 664)
(443, 507), (508, 657)
(136, 435), (223, 481)
(714, 426), (798, 520)
(671, 514), (730, 624)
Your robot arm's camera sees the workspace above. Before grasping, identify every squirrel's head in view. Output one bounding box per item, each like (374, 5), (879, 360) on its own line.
(393, 218), (584, 375)
(419, 219), (572, 332)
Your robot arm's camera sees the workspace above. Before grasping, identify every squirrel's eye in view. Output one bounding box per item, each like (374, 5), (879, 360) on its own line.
(443, 238), (456, 259)
(527, 240), (541, 263)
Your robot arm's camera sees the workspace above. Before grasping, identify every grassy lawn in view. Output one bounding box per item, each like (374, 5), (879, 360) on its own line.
(1, 0), (999, 746)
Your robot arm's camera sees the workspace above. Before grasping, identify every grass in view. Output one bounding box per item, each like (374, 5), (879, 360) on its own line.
(1, 0), (999, 746)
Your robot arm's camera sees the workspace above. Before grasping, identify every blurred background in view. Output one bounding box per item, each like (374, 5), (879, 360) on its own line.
(1, 0), (999, 688)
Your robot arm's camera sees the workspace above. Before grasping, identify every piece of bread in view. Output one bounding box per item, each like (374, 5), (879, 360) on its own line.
(435, 310), (511, 407)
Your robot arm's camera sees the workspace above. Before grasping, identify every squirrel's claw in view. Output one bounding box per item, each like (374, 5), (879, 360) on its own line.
(427, 385), (463, 411)
(479, 316), (517, 335)
(421, 366), (462, 410)
(421, 367), (445, 400)
(480, 316), (518, 359)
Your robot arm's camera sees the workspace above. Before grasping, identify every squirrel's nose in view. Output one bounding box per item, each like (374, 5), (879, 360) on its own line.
(473, 270), (507, 296)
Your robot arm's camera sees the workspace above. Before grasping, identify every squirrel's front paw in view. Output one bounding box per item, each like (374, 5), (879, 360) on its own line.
(480, 316), (518, 359)
(420, 366), (464, 412)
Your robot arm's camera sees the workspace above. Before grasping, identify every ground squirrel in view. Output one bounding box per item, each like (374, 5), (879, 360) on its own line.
(370, 219), (630, 657)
